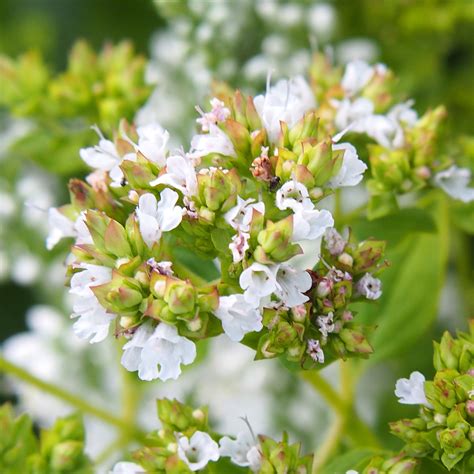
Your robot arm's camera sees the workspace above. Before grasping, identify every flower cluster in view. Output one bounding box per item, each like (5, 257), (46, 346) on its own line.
(310, 55), (474, 209)
(112, 398), (312, 473)
(47, 70), (389, 382)
(391, 324), (474, 472)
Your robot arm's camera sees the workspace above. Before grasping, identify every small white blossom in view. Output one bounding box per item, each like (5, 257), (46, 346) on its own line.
(356, 273), (382, 300)
(239, 262), (278, 307)
(69, 264), (115, 343)
(275, 179), (312, 212)
(341, 60), (386, 96)
(307, 339), (324, 363)
(229, 230), (250, 263)
(329, 142), (367, 188)
(395, 371), (432, 407)
(387, 100), (418, 127)
(324, 228), (347, 256)
(433, 165), (474, 203)
(177, 431), (220, 471)
(215, 294), (263, 342)
(274, 265), (312, 307)
(346, 471), (359, 474)
(334, 97), (374, 132)
(136, 122), (170, 167)
(363, 114), (404, 149)
(292, 207), (334, 242)
(121, 322), (196, 381)
(254, 76), (316, 142)
(136, 190), (183, 248)
(189, 124), (236, 159)
(46, 209), (92, 250)
(196, 97), (231, 131)
(317, 312), (335, 341)
(110, 462), (145, 473)
(150, 154), (198, 197)
(219, 431), (262, 471)
(225, 197), (265, 232)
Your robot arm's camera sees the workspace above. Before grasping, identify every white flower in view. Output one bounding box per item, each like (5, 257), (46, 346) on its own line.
(225, 196), (265, 232)
(346, 471), (359, 474)
(275, 179), (312, 212)
(121, 322), (196, 381)
(329, 143), (367, 188)
(110, 461), (145, 473)
(136, 122), (170, 167)
(363, 114), (404, 149)
(177, 431), (220, 471)
(239, 262), (278, 307)
(196, 97), (231, 131)
(395, 371), (432, 407)
(254, 76), (316, 142)
(433, 166), (474, 203)
(215, 295), (263, 342)
(292, 207), (334, 242)
(307, 339), (324, 363)
(341, 60), (386, 96)
(136, 190), (183, 248)
(356, 273), (382, 300)
(274, 265), (312, 307)
(219, 431), (262, 471)
(46, 209), (92, 250)
(334, 97), (374, 132)
(388, 100), (418, 128)
(229, 230), (250, 263)
(69, 264), (115, 343)
(150, 154), (198, 197)
(317, 312), (335, 341)
(189, 124), (236, 159)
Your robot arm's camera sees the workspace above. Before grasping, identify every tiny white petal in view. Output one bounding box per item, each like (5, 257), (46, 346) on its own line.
(395, 371), (432, 408)
(177, 431), (220, 471)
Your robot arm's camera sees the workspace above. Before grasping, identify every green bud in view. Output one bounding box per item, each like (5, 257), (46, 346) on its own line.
(50, 441), (85, 471)
(339, 327), (373, 354)
(288, 111), (318, 146)
(164, 279), (196, 315)
(104, 219), (132, 257)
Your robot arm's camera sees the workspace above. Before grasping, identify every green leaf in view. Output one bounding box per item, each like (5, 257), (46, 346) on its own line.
(320, 448), (385, 474)
(353, 193), (449, 362)
(367, 193), (399, 220)
(451, 200), (474, 234)
(353, 207), (437, 246)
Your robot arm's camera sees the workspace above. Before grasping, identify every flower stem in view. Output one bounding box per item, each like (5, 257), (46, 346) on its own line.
(311, 414), (345, 474)
(0, 355), (147, 442)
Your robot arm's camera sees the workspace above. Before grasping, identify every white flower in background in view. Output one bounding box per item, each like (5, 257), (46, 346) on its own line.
(356, 273), (382, 300)
(346, 471), (359, 474)
(239, 262), (278, 307)
(150, 155), (198, 196)
(334, 97), (374, 132)
(219, 430), (262, 471)
(307, 3), (336, 39)
(69, 264), (115, 343)
(254, 76), (316, 142)
(215, 294), (263, 342)
(433, 165), (474, 203)
(136, 122), (170, 167)
(189, 124), (237, 159)
(275, 179), (312, 212)
(329, 143), (367, 188)
(136, 190), (183, 248)
(110, 462), (145, 473)
(46, 209), (92, 250)
(307, 339), (324, 363)
(229, 230), (250, 263)
(324, 228), (347, 256)
(10, 252), (41, 286)
(387, 100), (419, 127)
(121, 322), (196, 381)
(177, 431), (220, 471)
(341, 60), (386, 96)
(274, 265), (312, 307)
(395, 371), (432, 407)
(363, 114), (404, 149)
(196, 97), (231, 131)
(292, 207), (334, 242)
(317, 312), (335, 341)
(225, 197), (265, 231)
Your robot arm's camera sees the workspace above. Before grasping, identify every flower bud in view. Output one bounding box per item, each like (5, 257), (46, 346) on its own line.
(51, 441), (85, 471)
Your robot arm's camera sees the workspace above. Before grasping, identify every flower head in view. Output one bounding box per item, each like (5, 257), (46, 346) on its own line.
(395, 371), (432, 407)
(324, 228), (347, 256)
(229, 230), (250, 263)
(307, 339), (324, 363)
(189, 124), (236, 159)
(317, 312), (335, 341)
(275, 179), (312, 212)
(136, 122), (169, 167)
(121, 322), (196, 381)
(150, 154), (198, 197)
(329, 142), (367, 188)
(196, 97), (231, 132)
(292, 207), (334, 242)
(136, 190), (183, 248)
(215, 294), (263, 342)
(225, 197), (265, 232)
(46, 209), (92, 250)
(274, 265), (312, 307)
(254, 76), (316, 142)
(239, 262), (278, 307)
(219, 430), (261, 471)
(356, 273), (382, 300)
(177, 431), (220, 471)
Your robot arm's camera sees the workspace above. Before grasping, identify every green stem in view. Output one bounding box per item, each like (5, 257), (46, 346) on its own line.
(0, 355), (147, 442)
(311, 414), (345, 474)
